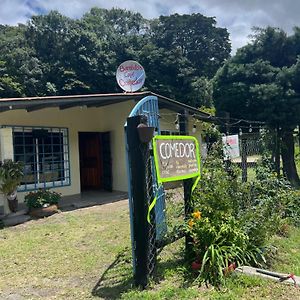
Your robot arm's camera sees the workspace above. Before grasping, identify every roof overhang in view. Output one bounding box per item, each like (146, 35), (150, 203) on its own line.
(0, 91), (213, 122)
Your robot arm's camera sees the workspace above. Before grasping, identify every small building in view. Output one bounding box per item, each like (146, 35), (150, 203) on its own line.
(0, 91), (210, 214)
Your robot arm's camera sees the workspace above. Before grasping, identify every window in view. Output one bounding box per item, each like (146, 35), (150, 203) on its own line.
(11, 126), (70, 191)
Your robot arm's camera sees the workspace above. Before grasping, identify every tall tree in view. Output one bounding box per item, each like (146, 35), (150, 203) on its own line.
(0, 8), (230, 105)
(151, 13), (231, 78)
(213, 27), (300, 186)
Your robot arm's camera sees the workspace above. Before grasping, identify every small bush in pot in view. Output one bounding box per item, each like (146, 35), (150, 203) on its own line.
(25, 189), (61, 217)
(0, 160), (24, 213)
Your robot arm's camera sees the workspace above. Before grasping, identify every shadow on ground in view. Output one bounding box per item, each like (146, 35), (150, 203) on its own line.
(92, 248), (134, 299)
(91, 241), (191, 299)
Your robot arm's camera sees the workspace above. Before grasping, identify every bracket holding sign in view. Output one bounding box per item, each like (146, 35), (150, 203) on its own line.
(152, 135), (201, 183)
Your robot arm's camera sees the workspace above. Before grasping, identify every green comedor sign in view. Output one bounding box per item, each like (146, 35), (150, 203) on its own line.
(152, 135), (201, 183)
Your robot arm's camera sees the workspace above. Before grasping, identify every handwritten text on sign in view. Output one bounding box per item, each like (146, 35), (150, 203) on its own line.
(153, 136), (201, 182)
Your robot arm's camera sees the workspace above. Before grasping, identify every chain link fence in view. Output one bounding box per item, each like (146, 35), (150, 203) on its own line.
(215, 130), (278, 182)
(143, 131), (272, 281)
(142, 143), (187, 277)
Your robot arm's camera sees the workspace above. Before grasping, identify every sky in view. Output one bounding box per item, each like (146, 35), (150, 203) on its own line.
(1, 0), (300, 52)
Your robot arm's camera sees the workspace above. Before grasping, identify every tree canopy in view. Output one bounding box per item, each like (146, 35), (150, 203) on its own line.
(213, 27), (300, 186)
(0, 8), (230, 107)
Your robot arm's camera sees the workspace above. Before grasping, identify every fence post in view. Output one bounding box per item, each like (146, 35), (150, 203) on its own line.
(179, 111), (194, 258)
(275, 126), (281, 177)
(126, 115), (151, 288)
(241, 137), (247, 182)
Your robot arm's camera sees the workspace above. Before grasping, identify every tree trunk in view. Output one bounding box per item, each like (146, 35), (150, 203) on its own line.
(281, 130), (300, 187)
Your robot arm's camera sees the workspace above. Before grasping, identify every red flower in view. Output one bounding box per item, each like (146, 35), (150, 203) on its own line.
(191, 261), (202, 271)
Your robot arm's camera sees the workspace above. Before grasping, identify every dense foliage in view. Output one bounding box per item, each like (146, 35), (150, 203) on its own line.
(0, 8), (230, 108)
(24, 189), (61, 209)
(213, 27), (300, 186)
(186, 144), (300, 286)
(0, 160), (24, 196)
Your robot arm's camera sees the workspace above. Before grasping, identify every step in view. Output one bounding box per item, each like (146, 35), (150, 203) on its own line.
(2, 214), (31, 227)
(3, 209), (28, 219)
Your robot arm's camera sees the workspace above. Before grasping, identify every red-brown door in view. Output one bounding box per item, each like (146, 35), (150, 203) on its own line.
(79, 132), (102, 189)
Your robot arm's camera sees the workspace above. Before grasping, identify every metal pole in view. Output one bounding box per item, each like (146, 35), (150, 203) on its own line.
(241, 137), (247, 182)
(126, 115), (150, 288)
(179, 111), (194, 259)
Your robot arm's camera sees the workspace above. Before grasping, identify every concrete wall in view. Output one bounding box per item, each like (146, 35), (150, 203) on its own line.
(0, 101), (135, 209)
(0, 102), (203, 214)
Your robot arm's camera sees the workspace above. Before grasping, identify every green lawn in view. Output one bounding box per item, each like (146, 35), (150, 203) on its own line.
(0, 200), (299, 299)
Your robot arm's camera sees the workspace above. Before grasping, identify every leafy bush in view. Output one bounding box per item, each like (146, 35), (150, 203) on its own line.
(24, 189), (61, 209)
(186, 211), (264, 286)
(186, 143), (295, 286)
(283, 189), (300, 227)
(0, 160), (24, 195)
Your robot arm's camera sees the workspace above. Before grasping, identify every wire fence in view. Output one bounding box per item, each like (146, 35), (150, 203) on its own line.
(141, 142), (187, 277)
(131, 120), (282, 286)
(141, 131), (267, 281)
(238, 133), (262, 182)
(216, 130), (281, 183)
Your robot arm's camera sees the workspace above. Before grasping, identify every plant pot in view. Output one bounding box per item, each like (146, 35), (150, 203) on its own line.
(7, 191), (18, 213)
(7, 198), (18, 213)
(137, 123), (155, 143)
(29, 204), (58, 218)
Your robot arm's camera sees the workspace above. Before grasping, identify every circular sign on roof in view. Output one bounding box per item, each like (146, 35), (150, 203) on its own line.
(116, 60), (145, 92)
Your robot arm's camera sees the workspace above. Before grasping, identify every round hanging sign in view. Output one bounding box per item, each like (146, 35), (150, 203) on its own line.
(116, 60), (145, 92)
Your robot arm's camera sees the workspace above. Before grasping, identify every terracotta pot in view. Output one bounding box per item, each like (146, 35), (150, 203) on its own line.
(29, 204), (58, 218)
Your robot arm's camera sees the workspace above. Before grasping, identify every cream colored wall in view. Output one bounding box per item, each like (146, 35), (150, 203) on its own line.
(0, 128), (14, 213)
(0, 101), (136, 206)
(159, 108), (203, 141)
(0, 103), (204, 213)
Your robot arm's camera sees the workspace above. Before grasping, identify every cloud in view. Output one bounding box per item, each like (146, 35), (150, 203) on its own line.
(0, 0), (35, 25)
(0, 0), (300, 52)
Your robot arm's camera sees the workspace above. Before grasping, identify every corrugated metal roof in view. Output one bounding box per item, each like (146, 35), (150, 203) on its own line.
(0, 91), (212, 121)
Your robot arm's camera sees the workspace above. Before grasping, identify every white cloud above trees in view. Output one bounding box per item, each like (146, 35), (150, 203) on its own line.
(1, 0), (300, 52)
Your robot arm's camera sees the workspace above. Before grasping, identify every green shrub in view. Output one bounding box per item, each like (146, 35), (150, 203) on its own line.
(186, 144), (293, 286)
(281, 188), (300, 227)
(0, 160), (24, 196)
(24, 189), (61, 209)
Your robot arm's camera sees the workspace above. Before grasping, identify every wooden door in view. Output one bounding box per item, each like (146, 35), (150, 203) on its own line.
(79, 133), (102, 189)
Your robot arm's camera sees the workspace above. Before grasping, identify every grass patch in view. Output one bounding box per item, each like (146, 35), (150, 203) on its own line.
(0, 200), (299, 299)
(0, 201), (131, 299)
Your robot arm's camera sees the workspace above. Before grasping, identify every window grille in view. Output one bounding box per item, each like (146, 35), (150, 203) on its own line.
(8, 126), (70, 191)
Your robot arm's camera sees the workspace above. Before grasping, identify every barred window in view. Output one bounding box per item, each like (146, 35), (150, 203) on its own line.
(11, 126), (70, 191)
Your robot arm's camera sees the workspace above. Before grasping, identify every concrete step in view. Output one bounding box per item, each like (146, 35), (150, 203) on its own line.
(71, 201), (98, 209)
(2, 214), (31, 227)
(2, 209), (28, 219)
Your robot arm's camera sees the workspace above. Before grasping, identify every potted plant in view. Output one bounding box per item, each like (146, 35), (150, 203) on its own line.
(0, 160), (24, 213)
(24, 189), (61, 218)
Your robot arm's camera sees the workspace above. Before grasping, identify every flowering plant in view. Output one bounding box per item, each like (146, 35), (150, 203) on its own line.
(25, 189), (61, 209)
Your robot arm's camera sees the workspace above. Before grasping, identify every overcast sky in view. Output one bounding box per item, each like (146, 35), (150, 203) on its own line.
(1, 0), (300, 52)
